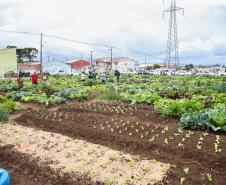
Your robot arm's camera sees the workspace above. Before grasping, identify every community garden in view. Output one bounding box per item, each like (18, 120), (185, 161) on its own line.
(0, 74), (225, 185)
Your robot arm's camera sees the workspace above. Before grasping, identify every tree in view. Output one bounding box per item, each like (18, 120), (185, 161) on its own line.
(23, 48), (38, 62)
(145, 64), (161, 70)
(185, 64), (194, 70)
(6, 46), (38, 63)
(146, 66), (153, 70)
(153, 64), (161, 69)
(6, 45), (17, 49)
(16, 48), (24, 63)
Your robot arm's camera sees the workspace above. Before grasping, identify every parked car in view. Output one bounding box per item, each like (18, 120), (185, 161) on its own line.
(4, 71), (18, 78)
(55, 70), (67, 75)
(137, 70), (150, 75)
(149, 70), (162, 75)
(19, 71), (31, 77)
(125, 71), (137, 74)
(218, 71), (226, 76)
(195, 71), (216, 76)
(176, 70), (192, 76)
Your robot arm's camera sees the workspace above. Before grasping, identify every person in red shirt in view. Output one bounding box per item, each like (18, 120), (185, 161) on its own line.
(30, 72), (38, 85)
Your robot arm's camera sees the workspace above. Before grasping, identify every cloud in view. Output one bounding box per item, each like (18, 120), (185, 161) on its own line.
(213, 43), (226, 56)
(0, 0), (226, 65)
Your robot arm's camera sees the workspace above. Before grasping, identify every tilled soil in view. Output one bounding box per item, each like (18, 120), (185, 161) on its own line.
(0, 145), (90, 185)
(12, 102), (226, 184)
(0, 123), (169, 185)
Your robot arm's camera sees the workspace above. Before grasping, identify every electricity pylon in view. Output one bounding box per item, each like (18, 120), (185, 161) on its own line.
(163, 0), (184, 68)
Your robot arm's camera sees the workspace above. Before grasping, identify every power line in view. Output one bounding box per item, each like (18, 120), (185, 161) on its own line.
(0, 29), (164, 61)
(0, 29), (39, 36)
(131, 0), (161, 18)
(44, 33), (165, 60)
(43, 33), (112, 49)
(186, 0), (225, 36)
(207, 6), (226, 35)
(182, 1), (212, 37)
(183, 15), (216, 47)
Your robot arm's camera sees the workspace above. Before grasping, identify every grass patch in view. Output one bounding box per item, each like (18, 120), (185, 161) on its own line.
(101, 91), (122, 101)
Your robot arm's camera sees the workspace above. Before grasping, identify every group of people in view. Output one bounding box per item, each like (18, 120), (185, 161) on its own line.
(101, 69), (121, 84)
(80, 69), (121, 84)
(17, 72), (49, 89)
(80, 71), (97, 81)
(17, 69), (121, 89)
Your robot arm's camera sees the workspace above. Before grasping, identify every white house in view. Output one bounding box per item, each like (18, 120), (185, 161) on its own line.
(95, 57), (137, 73)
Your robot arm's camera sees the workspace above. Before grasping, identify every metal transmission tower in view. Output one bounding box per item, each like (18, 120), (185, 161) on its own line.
(163, 0), (184, 68)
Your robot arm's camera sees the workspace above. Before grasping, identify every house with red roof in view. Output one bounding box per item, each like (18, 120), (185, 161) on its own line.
(66, 60), (90, 74)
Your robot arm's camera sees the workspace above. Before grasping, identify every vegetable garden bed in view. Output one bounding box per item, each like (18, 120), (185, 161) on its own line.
(14, 101), (226, 185)
(0, 75), (226, 184)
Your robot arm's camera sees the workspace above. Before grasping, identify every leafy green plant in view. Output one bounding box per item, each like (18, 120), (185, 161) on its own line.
(209, 109), (226, 127)
(211, 82), (226, 93)
(154, 99), (203, 117)
(180, 108), (226, 132)
(0, 80), (18, 92)
(120, 91), (160, 104)
(207, 173), (213, 182)
(0, 106), (9, 122)
(2, 100), (16, 112)
(157, 88), (192, 99)
(0, 95), (7, 103)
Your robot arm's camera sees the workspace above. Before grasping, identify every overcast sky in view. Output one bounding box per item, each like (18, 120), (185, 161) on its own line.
(0, 0), (226, 65)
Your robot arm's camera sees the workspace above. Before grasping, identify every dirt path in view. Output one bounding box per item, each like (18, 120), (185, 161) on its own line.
(0, 123), (169, 185)
(0, 145), (87, 185)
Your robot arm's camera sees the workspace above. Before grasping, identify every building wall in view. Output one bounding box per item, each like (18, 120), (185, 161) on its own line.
(95, 58), (136, 73)
(18, 62), (41, 74)
(113, 61), (136, 73)
(0, 48), (17, 78)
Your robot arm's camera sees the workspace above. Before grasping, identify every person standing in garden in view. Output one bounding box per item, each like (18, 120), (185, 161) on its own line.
(114, 69), (121, 83)
(102, 72), (107, 84)
(81, 72), (87, 81)
(30, 72), (38, 85)
(17, 75), (24, 89)
(92, 70), (97, 80)
(42, 73), (49, 84)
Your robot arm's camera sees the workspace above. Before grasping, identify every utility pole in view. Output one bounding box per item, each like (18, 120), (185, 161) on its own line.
(90, 51), (94, 67)
(109, 47), (113, 71)
(144, 54), (147, 68)
(163, 0), (184, 68)
(40, 32), (43, 74)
